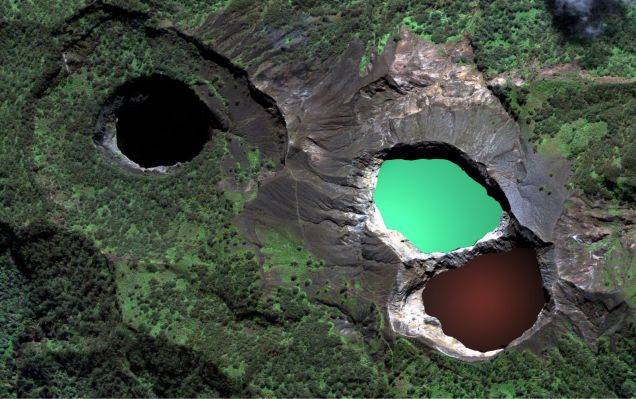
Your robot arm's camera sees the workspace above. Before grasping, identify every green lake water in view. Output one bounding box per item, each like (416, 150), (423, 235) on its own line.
(373, 159), (503, 253)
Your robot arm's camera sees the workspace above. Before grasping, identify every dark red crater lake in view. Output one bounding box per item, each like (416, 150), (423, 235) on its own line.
(422, 248), (547, 352)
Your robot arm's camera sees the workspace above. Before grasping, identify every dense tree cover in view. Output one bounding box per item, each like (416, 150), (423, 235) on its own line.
(387, 331), (636, 398)
(0, 220), (389, 397)
(0, 229), (32, 398)
(0, 223), (236, 397)
(0, 1), (634, 397)
(473, 0), (636, 77)
(494, 79), (635, 202)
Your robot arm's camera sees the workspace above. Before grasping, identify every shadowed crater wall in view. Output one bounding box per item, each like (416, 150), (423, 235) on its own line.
(422, 248), (548, 352)
(376, 142), (512, 212)
(114, 74), (217, 168)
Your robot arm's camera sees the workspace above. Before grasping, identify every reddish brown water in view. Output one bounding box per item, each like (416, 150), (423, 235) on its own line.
(422, 248), (547, 352)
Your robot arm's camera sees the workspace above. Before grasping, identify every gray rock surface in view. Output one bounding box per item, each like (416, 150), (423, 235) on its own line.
(197, 24), (630, 360)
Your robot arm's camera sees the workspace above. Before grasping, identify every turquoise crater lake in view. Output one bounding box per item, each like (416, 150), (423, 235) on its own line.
(373, 159), (503, 253)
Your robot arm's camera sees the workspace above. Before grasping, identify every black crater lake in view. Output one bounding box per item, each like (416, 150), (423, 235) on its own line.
(115, 75), (214, 168)
(422, 248), (548, 352)
(373, 159), (502, 253)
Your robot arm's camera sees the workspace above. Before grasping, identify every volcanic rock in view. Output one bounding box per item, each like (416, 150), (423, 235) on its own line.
(194, 23), (630, 360)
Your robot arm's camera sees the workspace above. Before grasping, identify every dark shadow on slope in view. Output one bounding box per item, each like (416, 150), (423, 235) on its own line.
(545, 0), (630, 39)
(113, 74), (218, 168)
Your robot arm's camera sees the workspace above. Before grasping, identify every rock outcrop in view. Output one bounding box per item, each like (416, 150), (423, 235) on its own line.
(194, 22), (630, 360)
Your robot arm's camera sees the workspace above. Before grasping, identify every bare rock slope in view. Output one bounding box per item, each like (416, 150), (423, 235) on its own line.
(199, 23), (630, 360)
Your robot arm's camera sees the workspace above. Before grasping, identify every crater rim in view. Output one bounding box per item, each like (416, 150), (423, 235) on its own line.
(95, 73), (221, 172)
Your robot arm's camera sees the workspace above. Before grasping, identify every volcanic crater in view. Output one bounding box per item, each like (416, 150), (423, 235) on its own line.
(363, 141), (555, 358)
(370, 148), (549, 352)
(113, 74), (216, 168)
(422, 248), (549, 352)
(82, 19), (627, 362)
(96, 74), (220, 171)
(235, 28), (627, 361)
(93, 30), (288, 175)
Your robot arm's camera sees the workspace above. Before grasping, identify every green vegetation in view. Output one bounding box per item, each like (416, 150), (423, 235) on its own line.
(473, 0), (636, 77)
(0, 249), (31, 397)
(0, 221), (388, 397)
(2, 222), (634, 397)
(0, 1), (634, 397)
(258, 226), (324, 280)
(387, 332), (635, 398)
(495, 79), (635, 202)
(0, 224), (236, 397)
(155, 0), (229, 30)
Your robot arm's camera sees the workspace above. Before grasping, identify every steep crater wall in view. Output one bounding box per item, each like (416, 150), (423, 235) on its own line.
(234, 29), (629, 360)
(97, 74), (221, 171)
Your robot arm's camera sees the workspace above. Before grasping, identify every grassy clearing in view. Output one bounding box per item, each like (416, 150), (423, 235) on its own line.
(258, 226), (324, 283)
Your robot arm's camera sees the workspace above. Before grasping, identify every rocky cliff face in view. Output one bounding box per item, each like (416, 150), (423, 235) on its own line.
(190, 21), (630, 360)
